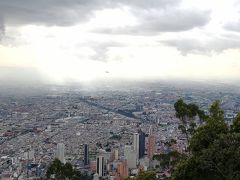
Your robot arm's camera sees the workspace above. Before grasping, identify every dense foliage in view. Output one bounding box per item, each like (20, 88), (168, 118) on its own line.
(153, 151), (186, 173)
(125, 171), (157, 180)
(172, 100), (240, 180)
(174, 99), (206, 144)
(110, 134), (122, 140)
(46, 159), (82, 180)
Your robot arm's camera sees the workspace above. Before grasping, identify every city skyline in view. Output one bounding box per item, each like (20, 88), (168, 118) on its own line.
(1, 1), (240, 177)
(1, 80), (240, 179)
(0, 0), (240, 83)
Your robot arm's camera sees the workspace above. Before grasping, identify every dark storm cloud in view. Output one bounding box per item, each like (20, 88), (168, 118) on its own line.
(163, 36), (240, 55)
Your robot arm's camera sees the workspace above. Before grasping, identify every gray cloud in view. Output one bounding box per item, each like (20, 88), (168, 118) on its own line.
(133, 8), (210, 33)
(117, 0), (180, 9)
(0, 0), (181, 27)
(0, 0), (111, 45)
(224, 20), (240, 32)
(0, 0), (207, 32)
(90, 41), (123, 61)
(0, 0), (107, 27)
(94, 8), (210, 35)
(0, 0), (211, 46)
(163, 36), (240, 55)
(74, 41), (124, 62)
(0, 17), (5, 40)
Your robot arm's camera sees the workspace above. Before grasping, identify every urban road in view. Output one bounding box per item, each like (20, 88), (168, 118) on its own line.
(78, 97), (138, 120)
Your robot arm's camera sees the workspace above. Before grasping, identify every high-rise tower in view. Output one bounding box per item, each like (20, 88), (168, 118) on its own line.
(147, 126), (156, 160)
(84, 144), (89, 166)
(124, 145), (137, 169)
(56, 143), (65, 164)
(138, 130), (145, 159)
(133, 133), (139, 160)
(96, 156), (104, 177)
(149, 125), (153, 135)
(116, 160), (128, 180)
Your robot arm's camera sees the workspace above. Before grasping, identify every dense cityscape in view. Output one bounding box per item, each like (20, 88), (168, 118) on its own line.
(1, 0), (240, 179)
(0, 82), (239, 179)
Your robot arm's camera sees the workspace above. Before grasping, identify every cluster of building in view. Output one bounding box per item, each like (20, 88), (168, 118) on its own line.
(55, 125), (156, 180)
(0, 83), (239, 179)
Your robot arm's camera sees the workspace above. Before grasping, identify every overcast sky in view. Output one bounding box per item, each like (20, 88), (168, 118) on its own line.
(0, 0), (240, 83)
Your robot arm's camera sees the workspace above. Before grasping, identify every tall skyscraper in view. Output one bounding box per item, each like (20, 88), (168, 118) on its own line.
(124, 145), (137, 169)
(96, 156), (104, 177)
(138, 129), (145, 159)
(111, 148), (119, 161)
(148, 134), (156, 160)
(56, 143), (65, 164)
(149, 125), (153, 136)
(133, 133), (139, 161)
(84, 144), (89, 166)
(116, 160), (128, 180)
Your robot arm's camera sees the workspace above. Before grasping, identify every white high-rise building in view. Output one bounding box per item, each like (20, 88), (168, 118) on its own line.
(133, 133), (139, 162)
(133, 133), (139, 154)
(56, 143), (65, 164)
(124, 145), (137, 169)
(149, 125), (153, 135)
(114, 149), (119, 160)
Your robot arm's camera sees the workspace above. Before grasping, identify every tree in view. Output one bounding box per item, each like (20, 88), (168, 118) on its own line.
(172, 100), (240, 180)
(231, 113), (240, 133)
(136, 171), (157, 180)
(125, 171), (157, 180)
(172, 133), (240, 180)
(174, 99), (204, 145)
(63, 162), (74, 179)
(46, 159), (64, 179)
(197, 109), (206, 124)
(174, 99), (190, 143)
(190, 101), (228, 154)
(209, 100), (224, 120)
(153, 151), (186, 172)
(72, 170), (83, 180)
(46, 159), (82, 180)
